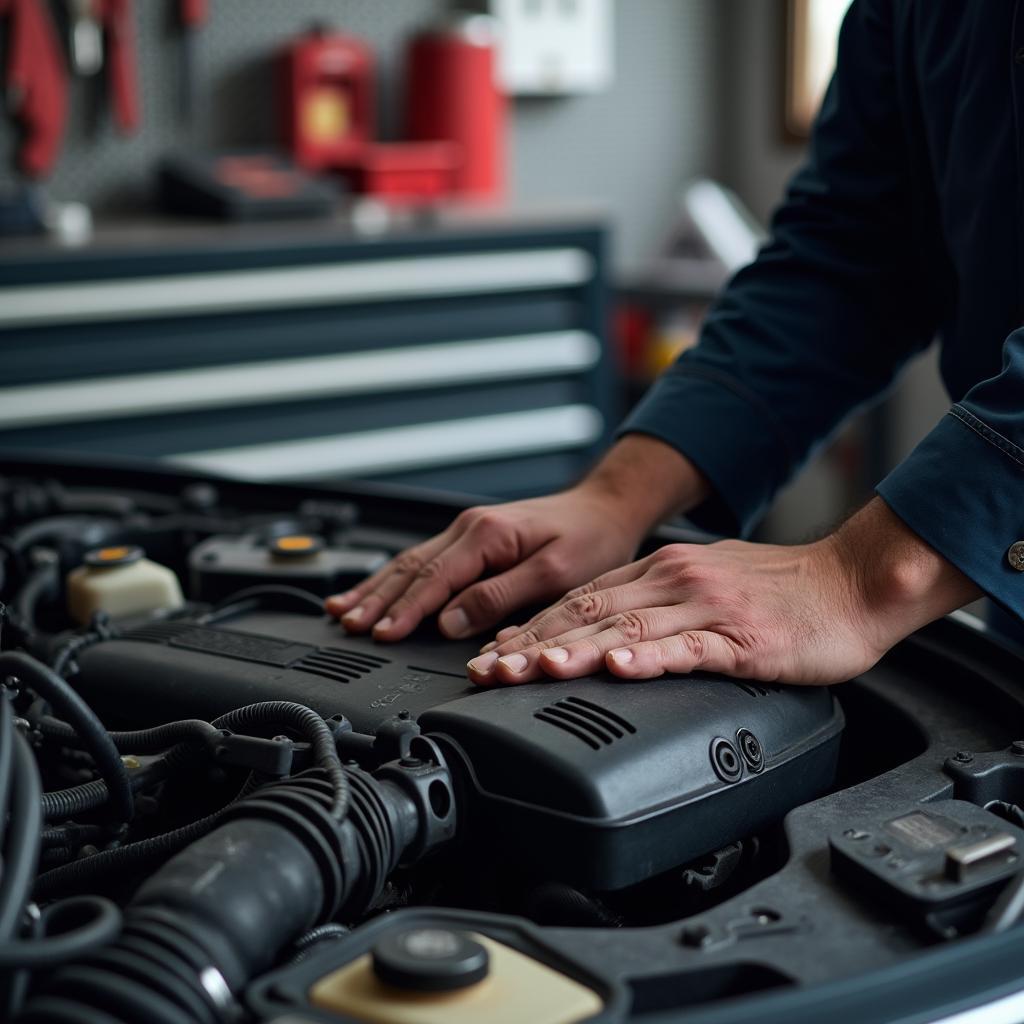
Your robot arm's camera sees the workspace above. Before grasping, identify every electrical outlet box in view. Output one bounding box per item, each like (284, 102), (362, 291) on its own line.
(490, 0), (614, 95)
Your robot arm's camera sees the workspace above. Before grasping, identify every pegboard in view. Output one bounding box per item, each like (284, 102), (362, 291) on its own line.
(0, 0), (446, 211)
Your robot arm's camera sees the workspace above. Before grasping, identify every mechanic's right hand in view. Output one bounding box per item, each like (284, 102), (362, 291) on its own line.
(325, 488), (648, 643)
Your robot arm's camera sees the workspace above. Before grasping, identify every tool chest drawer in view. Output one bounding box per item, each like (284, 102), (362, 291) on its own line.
(0, 213), (614, 497)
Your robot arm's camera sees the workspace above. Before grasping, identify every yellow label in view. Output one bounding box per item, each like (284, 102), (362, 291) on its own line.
(302, 87), (350, 143)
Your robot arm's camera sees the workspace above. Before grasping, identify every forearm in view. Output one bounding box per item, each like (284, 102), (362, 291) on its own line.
(825, 497), (982, 644)
(573, 433), (711, 539)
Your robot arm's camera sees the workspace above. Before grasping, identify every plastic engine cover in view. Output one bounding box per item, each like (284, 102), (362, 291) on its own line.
(73, 609), (844, 889)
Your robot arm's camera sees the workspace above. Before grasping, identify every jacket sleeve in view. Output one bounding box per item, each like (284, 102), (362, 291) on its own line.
(876, 331), (1024, 620)
(618, 0), (947, 535)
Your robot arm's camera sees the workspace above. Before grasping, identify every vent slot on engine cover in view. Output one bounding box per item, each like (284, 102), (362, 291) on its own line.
(534, 696), (637, 750)
(293, 647), (391, 685)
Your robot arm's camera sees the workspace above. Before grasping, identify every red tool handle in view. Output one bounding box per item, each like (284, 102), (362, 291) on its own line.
(2, 0), (68, 176)
(104, 0), (140, 133)
(180, 0), (206, 28)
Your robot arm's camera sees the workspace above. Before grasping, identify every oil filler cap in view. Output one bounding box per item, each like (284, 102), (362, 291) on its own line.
(371, 927), (489, 992)
(269, 534), (323, 559)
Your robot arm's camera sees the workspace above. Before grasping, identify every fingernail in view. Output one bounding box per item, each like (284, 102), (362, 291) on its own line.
(331, 590), (356, 606)
(342, 605), (365, 624)
(373, 617), (393, 634)
(498, 653), (528, 674)
(609, 648), (634, 665)
(440, 607), (471, 639)
(479, 640), (498, 654)
(468, 651), (499, 674)
(543, 647), (569, 664)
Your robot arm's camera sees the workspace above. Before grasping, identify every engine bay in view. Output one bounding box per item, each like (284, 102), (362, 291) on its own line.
(1, 455), (1023, 1024)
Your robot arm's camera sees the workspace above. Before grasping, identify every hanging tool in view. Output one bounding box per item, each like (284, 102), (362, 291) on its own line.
(1, 0), (69, 176)
(178, 0), (206, 120)
(100, 0), (139, 133)
(66, 0), (104, 76)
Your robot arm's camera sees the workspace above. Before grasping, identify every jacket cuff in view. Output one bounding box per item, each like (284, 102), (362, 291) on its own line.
(616, 367), (792, 537)
(876, 408), (1024, 621)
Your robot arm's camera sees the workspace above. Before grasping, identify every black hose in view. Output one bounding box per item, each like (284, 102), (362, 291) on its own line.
(50, 616), (115, 679)
(213, 701), (348, 821)
(34, 771), (262, 900)
(0, 730), (43, 942)
(0, 896), (121, 966)
(0, 652), (133, 824)
(0, 696), (15, 834)
(39, 715), (218, 755)
(288, 922), (350, 964)
(10, 557), (58, 634)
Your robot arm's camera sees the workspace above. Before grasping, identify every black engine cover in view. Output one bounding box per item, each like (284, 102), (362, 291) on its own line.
(74, 609), (844, 889)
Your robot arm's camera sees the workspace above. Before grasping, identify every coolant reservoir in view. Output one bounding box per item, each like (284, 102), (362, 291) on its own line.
(67, 545), (184, 625)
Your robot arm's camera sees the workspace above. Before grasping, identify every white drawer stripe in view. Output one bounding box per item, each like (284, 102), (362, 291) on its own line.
(167, 405), (604, 480)
(0, 331), (600, 430)
(0, 248), (593, 328)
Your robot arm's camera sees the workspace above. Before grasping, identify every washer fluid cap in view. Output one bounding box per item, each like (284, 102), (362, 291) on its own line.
(84, 545), (146, 568)
(372, 927), (489, 992)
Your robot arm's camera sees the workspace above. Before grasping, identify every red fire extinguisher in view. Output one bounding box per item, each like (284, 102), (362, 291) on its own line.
(404, 15), (506, 202)
(279, 26), (374, 172)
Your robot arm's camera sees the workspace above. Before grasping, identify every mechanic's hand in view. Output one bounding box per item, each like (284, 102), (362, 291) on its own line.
(467, 497), (981, 686)
(325, 489), (646, 642)
(326, 434), (711, 642)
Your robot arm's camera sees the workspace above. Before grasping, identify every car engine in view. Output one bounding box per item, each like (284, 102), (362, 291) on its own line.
(0, 454), (1022, 1024)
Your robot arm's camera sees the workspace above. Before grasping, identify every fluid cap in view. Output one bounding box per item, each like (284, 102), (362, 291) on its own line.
(269, 534), (323, 560)
(371, 927), (489, 992)
(84, 545), (145, 568)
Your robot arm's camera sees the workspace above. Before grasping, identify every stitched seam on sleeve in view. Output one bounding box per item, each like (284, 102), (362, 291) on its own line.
(948, 405), (1024, 470)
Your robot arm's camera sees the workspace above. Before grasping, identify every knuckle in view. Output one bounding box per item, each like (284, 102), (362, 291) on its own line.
(612, 611), (648, 644)
(535, 549), (569, 583)
(413, 559), (446, 583)
(680, 631), (707, 663)
(468, 509), (505, 535)
(393, 550), (426, 577)
(565, 593), (607, 625)
(514, 627), (542, 649)
(467, 580), (507, 619)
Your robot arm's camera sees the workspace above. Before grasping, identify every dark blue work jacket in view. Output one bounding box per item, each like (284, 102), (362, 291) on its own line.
(621, 0), (1024, 621)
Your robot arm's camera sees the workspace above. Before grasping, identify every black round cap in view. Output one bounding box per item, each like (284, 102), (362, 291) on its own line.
(372, 928), (489, 992)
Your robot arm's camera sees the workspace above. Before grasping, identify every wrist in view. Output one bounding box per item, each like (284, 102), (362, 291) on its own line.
(574, 434), (711, 539)
(824, 497), (982, 639)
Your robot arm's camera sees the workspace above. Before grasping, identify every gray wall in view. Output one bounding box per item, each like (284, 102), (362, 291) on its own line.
(510, 0), (722, 268)
(0, 0), (721, 268)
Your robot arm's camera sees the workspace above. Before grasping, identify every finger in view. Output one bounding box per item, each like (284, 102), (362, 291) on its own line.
(491, 576), (669, 656)
(606, 631), (743, 679)
(468, 616), (618, 685)
(468, 606), (681, 686)
(373, 521), (544, 642)
(434, 548), (571, 643)
(337, 535), (453, 634)
(494, 556), (655, 648)
(536, 607), (684, 680)
(326, 530), (452, 619)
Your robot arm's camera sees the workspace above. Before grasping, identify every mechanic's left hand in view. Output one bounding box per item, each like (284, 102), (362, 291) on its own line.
(466, 497), (981, 687)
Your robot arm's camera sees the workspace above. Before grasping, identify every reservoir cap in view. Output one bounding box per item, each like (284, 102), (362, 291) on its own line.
(84, 545), (145, 569)
(371, 927), (489, 992)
